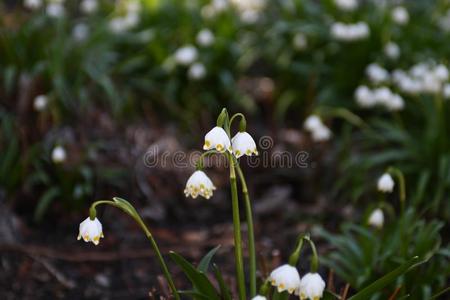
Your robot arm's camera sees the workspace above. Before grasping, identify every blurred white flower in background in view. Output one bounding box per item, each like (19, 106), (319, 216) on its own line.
(251, 296), (267, 300)
(377, 173), (394, 193)
(51, 146), (67, 163)
(184, 170), (216, 199)
(368, 208), (384, 228)
(393, 62), (449, 95)
(334, 0), (358, 12)
(391, 6), (409, 25)
(438, 9), (450, 32)
(297, 272), (326, 300)
(174, 45), (198, 66)
(77, 217), (104, 245)
(24, 0), (42, 10)
(196, 29), (215, 47)
(366, 63), (389, 84)
(46, 1), (65, 18)
(230, 0), (266, 24)
(201, 0), (229, 19)
(355, 85), (376, 108)
(304, 115), (332, 142)
(80, 0), (98, 14)
(188, 63), (207, 80)
(384, 42), (400, 60)
(293, 33), (308, 51)
(33, 95), (48, 111)
(269, 264), (301, 294)
(109, 0), (141, 33)
(331, 22), (369, 41)
(72, 23), (90, 41)
(443, 84), (450, 99)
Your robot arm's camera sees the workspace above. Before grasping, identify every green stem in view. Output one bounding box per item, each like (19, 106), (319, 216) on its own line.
(387, 167), (406, 214)
(235, 163), (256, 297)
(90, 200), (180, 300)
(304, 236), (319, 273)
(228, 153), (247, 300)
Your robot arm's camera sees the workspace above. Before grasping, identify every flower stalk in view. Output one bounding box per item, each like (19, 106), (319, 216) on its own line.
(387, 167), (406, 213)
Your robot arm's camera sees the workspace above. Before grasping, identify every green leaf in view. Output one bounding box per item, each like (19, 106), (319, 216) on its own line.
(34, 187), (61, 221)
(212, 263), (232, 300)
(198, 245), (221, 273)
(169, 251), (220, 300)
(178, 290), (210, 300)
(348, 256), (424, 300)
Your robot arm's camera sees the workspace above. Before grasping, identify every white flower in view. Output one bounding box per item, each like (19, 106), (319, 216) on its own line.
(51, 146), (67, 163)
(377, 173), (394, 193)
(269, 264), (301, 294)
(77, 217), (104, 245)
(251, 296), (267, 300)
(434, 64), (449, 81)
(72, 23), (89, 41)
(334, 0), (358, 11)
(196, 29), (215, 47)
(174, 45), (198, 66)
(188, 63), (207, 80)
(46, 2), (65, 18)
(443, 83), (450, 99)
(184, 170), (216, 199)
(80, 0), (98, 14)
(330, 22), (369, 41)
(304, 115), (322, 132)
(392, 6), (409, 25)
(384, 42), (400, 60)
(231, 132), (258, 158)
(304, 116), (332, 142)
(355, 86), (376, 108)
(33, 95), (48, 111)
(24, 0), (42, 10)
(293, 33), (308, 51)
(203, 126), (231, 152)
(366, 63), (389, 84)
(297, 272), (326, 300)
(385, 94), (404, 111)
(368, 208), (384, 229)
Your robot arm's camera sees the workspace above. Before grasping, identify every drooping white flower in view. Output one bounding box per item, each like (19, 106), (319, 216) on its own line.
(46, 2), (65, 18)
(334, 0), (358, 12)
(51, 146), (67, 163)
(355, 85), (376, 108)
(377, 173), (394, 193)
(24, 0), (42, 10)
(72, 23), (90, 41)
(33, 95), (48, 111)
(184, 170), (216, 199)
(391, 6), (409, 25)
(304, 116), (332, 142)
(368, 208), (384, 229)
(297, 272), (326, 300)
(293, 33), (308, 51)
(80, 0), (98, 14)
(251, 296), (267, 300)
(366, 63), (389, 84)
(231, 132), (258, 158)
(443, 83), (450, 99)
(434, 64), (449, 81)
(203, 126), (231, 152)
(384, 42), (400, 60)
(303, 115), (322, 132)
(269, 264), (301, 294)
(77, 217), (104, 245)
(174, 45), (198, 66)
(188, 63), (207, 80)
(196, 29), (215, 47)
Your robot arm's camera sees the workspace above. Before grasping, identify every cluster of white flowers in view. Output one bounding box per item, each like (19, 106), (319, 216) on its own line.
(368, 208), (384, 228)
(184, 125), (258, 200)
(391, 6), (409, 25)
(33, 95), (48, 111)
(392, 63), (450, 96)
(269, 264), (326, 299)
(304, 115), (332, 142)
(109, 0), (141, 33)
(46, 0), (65, 18)
(230, 0), (266, 24)
(355, 86), (404, 111)
(80, 0), (98, 14)
(292, 33), (308, 51)
(330, 22), (370, 41)
(334, 0), (358, 12)
(384, 42), (400, 60)
(173, 45), (208, 80)
(77, 217), (104, 245)
(24, 0), (42, 10)
(366, 63), (389, 84)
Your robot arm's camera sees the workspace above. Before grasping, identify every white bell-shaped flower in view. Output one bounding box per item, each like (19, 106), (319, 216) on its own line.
(304, 115), (323, 132)
(297, 272), (326, 300)
(368, 208), (384, 229)
(231, 132), (258, 158)
(77, 217), (104, 245)
(269, 264), (301, 294)
(34, 95), (48, 111)
(377, 173), (394, 193)
(184, 170), (216, 199)
(203, 126), (231, 153)
(52, 146), (67, 163)
(251, 296), (267, 300)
